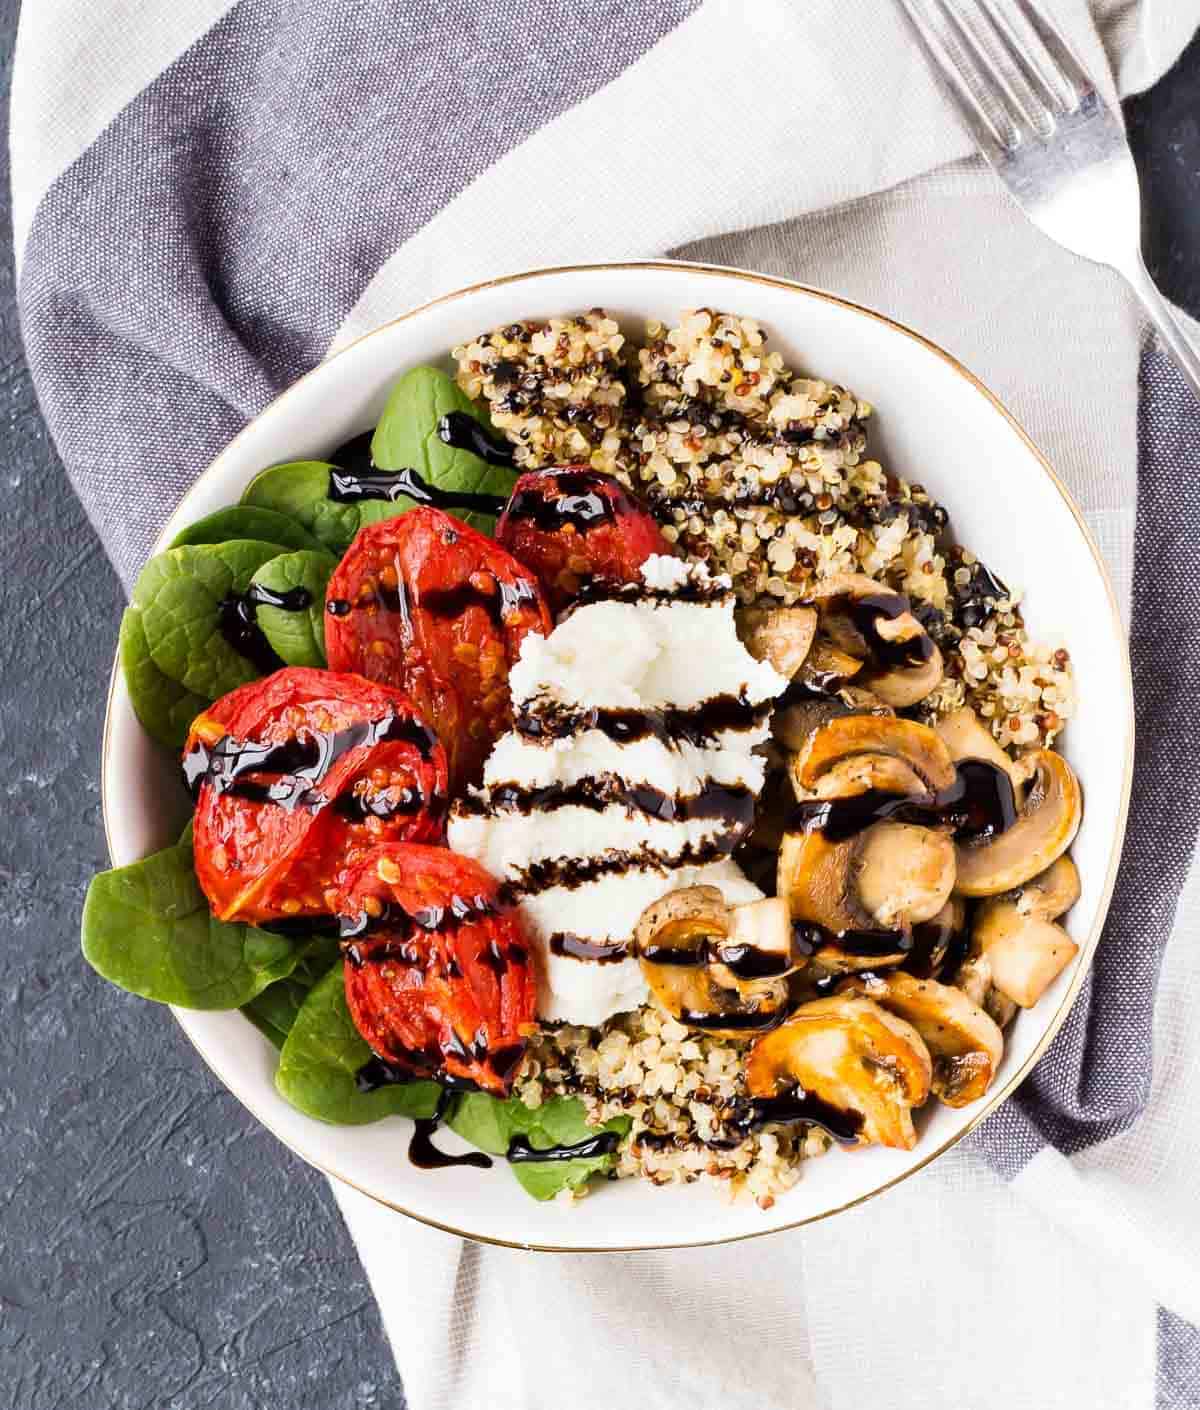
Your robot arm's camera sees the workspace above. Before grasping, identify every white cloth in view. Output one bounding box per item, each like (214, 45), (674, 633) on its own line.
(323, 5), (1199, 1408)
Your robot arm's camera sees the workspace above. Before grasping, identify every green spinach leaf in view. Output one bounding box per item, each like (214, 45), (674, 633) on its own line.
(249, 549), (337, 667)
(119, 605), (209, 749)
(371, 366), (515, 533)
(447, 1092), (630, 1201)
(132, 539), (287, 698)
(240, 460), (402, 554)
(241, 935), (341, 1048)
(82, 833), (306, 1008)
(168, 505), (323, 552)
(275, 966), (440, 1124)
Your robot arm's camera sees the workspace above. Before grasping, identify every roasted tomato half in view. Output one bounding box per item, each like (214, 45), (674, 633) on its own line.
(323, 508), (551, 790)
(495, 466), (668, 614)
(341, 843), (537, 1095)
(186, 667), (448, 925)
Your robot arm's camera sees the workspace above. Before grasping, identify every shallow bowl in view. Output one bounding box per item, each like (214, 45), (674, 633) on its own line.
(102, 260), (1133, 1251)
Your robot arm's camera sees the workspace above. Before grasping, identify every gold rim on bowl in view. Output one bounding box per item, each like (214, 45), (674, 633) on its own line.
(99, 258), (1135, 1253)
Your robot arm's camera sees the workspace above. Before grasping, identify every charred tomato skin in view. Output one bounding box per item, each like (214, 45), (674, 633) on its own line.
(323, 507), (551, 791)
(341, 843), (537, 1095)
(188, 667), (448, 925)
(495, 465), (668, 614)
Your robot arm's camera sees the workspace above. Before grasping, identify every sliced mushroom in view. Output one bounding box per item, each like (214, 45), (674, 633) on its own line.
(736, 605), (817, 678)
(779, 822), (956, 932)
(746, 994), (933, 1149)
(840, 971), (1003, 1107)
(934, 706), (1021, 788)
(804, 572), (944, 708)
(794, 714), (956, 796)
(635, 887), (791, 1037)
(954, 749), (1082, 896)
(951, 936), (1018, 1030)
(773, 684), (892, 752)
(968, 854), (1081, 1008)
(780, 715), (958, 942)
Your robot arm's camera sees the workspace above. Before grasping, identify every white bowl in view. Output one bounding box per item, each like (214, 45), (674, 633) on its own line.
(101, 260), (1133, 1251)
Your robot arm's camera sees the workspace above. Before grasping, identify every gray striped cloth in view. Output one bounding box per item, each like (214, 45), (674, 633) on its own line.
(13, 2), (1200, 1405)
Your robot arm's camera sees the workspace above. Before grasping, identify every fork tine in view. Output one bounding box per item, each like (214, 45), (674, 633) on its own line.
(898, 0), (1017, 154)
(939, 0), (1052, 138)
(1010, 0), (1098, 110)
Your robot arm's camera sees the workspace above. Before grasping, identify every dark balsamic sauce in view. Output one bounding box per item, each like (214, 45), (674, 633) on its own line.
(329, 463), (508, 515)
(515, 690), (772, 750)
(792, 922), (912, 958)
(499, 837), (733, 903)
(459, 774), (754, 834)
(184, 711), (438, 809)
(561, 574), (731, 614)
(436, 411), (516, 468)
(788, 758), (1017, 845)
(676, 1007), (782, 1033)
(503, 470), (618, 531)
(327, 598), (352, 617)
(550, 934), (630, 964)
(735, 1091), (864, 1145)
(338, 893), (496, 945)
(417, 575), (540, 630)
(506, 1131), (621, 1164)
(845, 592), (936, 669)
(409, 1088), (494, 1172)
(331, 429), (376, 475)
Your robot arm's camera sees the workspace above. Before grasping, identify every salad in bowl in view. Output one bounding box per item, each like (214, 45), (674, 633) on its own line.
(86, 280), (1120, 1238)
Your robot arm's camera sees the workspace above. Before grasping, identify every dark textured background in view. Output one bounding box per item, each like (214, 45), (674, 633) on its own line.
(0, 6), (1197, 1406)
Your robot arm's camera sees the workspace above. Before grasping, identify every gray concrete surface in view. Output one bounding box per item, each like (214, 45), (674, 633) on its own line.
(0, 7), (1197, 1408)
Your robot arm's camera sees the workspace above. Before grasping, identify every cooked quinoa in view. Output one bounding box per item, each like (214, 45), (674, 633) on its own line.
(454, 307), (1078, 1204)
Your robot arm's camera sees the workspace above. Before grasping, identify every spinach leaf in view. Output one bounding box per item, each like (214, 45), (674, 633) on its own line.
(371, 366), (515, 533)
(249, 549), (337, 667)
(168, 505), (323, 552)
(241, 935), (341, 1048)
(82, 833), (306, 1009)
(240, 460), (402, 554)
(132, 539), (287, 698)
(119, 605), (209, 749)
(275, 966), (440, 1124)
(447, 1092), (630, 1201)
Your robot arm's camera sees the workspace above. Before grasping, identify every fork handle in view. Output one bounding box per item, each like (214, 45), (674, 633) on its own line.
(1121, 252), (1200, 404)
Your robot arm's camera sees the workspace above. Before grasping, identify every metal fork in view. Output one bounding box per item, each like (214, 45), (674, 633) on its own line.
(899, 0), (1200, 401)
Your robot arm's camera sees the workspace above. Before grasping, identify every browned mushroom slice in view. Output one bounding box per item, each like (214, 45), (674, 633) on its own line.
(804, 572), (944, 708)
(954, 750), (1082, 897)
(794, 714), (956, 795)
(779, 821), (956, 932)
(857, 823), (956, 927)
(934, 706), (1021, 787)
(773, 684), (892, 753)
(746, 994), (933, 1149)
(968, 854), (1082, 1008)
(635, 887), (791, 1038)
(794, 751), (926, 803)
(840, 971), (1003, 1107)
(736, 605), (818, 678)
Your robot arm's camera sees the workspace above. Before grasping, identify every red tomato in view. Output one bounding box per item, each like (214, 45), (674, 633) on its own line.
(187, 667), (448, 925)
(495, 466), (668, 614)
(323, 508), (551, 790)
(340, 843), (538, 1095)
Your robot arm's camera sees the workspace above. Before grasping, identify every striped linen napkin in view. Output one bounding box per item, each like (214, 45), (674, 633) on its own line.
(13, 2), (1200, 1405)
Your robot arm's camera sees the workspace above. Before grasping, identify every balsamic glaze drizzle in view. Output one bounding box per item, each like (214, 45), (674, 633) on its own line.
(215, 580), (313, 674)
(735, 1091), (864, 1145)
(498, 836), (734, 903)
(328, 463), (508, 515)
(506, 1131), (621, 1164)
(789, 757), (1017, 846)
(456, 774), (755, 834)
(549, 933), (630, 964)
(183, 711), (438, 811)
(436, 411), (517, 467)
(515, 690), (772, 750)
(409, 1088), (494, 1172)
